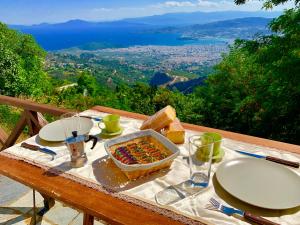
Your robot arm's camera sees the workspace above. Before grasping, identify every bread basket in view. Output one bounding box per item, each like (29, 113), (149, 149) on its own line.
(104, 129), (180, 180)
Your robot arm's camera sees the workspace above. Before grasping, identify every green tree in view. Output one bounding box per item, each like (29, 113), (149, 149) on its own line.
(0, 23), (50, 96)
(77, 72), (99, 96)
(195, 8), (300, 144)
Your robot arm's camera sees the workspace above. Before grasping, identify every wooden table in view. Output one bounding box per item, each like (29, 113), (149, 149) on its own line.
(0, 106), (299, 225)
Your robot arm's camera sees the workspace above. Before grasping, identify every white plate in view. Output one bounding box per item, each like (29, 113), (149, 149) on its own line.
(39, 117), (93, 142)
(216, 157), (300, 209)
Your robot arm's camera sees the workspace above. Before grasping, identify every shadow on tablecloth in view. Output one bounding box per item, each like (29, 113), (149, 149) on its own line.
(92, 155), (170, 192)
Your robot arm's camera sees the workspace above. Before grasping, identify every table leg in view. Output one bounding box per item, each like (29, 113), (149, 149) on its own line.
(37, 193), (55, 216)
(33, 189), (37, 225)
(83, 213), (94, 225)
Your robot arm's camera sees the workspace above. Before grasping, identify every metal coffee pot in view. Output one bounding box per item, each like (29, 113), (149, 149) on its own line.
(65, 131), (97, 168)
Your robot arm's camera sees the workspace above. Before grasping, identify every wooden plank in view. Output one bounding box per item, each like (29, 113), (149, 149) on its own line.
(26, 111), (48, 131)
(83, 214), (94, 225)
(0, 155), (187, 225)
(25, 110), (42, 136)
(37, 112), (48, 127)
(1, 111), (27, 150)
(92, 106), (300, 155)
(92, 106), (148, 121)
(28, 111), (40, 135)
(0, 127), (8, 145)
(25, 110), (36, 136)
(0, 95), (71, 116)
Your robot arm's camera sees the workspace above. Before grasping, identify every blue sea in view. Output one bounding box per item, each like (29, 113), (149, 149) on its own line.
(18, 26), (227, 51)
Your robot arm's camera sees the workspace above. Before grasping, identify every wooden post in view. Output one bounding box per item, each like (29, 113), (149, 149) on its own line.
(37, 112), (48, 127)
(24, 110), (54, 215)
(25, 110), (36, 137)
(37, 193), (55, 216)
(83, 213), (94, 225)
(33, 189), (37, 225)
(25, 110), (47, 136)
(1, 111), (27, 150)
(0, 127), (8, 146)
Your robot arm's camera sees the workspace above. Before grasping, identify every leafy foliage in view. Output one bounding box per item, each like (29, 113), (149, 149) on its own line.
(0, 23), (50, 96)
(195, 8), (300, 143)
(77, 72), (98, 96)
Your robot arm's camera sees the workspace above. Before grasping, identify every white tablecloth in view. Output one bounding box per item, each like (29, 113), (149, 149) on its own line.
(2, 109), (300, 225)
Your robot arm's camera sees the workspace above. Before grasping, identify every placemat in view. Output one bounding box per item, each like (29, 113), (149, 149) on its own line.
(1, 109), (300, 225)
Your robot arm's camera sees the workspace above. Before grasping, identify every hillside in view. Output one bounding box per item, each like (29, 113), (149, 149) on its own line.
(149, 72), (173, 86)
(168, 77), (206, 93)
(149, 71), (205, 93)
(160, 17), (273, 40)
(123, 10), (280, 25)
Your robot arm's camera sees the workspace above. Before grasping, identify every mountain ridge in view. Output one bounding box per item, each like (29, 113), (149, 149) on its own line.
(123, 10), (281, 25)
(8, 11), (279, 51)
(159, 17), (273, 40)
(9, 10), (281, 27)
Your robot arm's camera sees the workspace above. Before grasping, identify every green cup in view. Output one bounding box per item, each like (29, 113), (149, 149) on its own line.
(203, 132), (223, 157)
(195, 134), (214, 162)
(101, 114), (121, 133)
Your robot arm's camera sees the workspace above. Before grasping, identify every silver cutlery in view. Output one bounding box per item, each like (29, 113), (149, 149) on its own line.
(80, 115), (102, 122)
(21, 142), (56, 160)
(235, 150), (299, 168)
(209, 198), (279, 225)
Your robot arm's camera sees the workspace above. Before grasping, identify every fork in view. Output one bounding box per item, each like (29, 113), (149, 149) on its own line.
(209, 198), (279, 225)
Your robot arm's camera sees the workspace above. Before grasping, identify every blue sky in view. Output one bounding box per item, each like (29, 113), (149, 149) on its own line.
(0, 0), (293, 25)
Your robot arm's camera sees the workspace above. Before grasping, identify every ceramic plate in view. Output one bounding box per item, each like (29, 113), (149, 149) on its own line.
(216, 157), (300, 209)
(39, 117), (93, 142)
(100, 127), (124, 137)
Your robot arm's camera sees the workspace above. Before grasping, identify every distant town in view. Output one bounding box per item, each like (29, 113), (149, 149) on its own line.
(95, 45), (228, 70)
(48, 44), (228, 84)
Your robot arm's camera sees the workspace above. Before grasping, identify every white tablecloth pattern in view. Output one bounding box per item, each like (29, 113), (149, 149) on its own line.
(2, 109), (300, 225)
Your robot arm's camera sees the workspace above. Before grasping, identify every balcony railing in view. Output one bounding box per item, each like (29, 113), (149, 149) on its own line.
(0, 95), (70, 150)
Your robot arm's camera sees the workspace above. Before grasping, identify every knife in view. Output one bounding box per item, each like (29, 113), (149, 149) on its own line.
(21, 142), (57, 159)
(235, 150), (299, 168)
(79, 115), (102, 122)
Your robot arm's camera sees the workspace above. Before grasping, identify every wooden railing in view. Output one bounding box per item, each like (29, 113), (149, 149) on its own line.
(0, 95), (70, 150)
(1, 95), (299, 154)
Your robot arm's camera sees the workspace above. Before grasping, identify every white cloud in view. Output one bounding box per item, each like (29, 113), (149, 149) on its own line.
(155, 0), (229, 9)
(163, 1), (195, 7)
(92, 8), (113, 13)
(196, 0), (219, 7)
